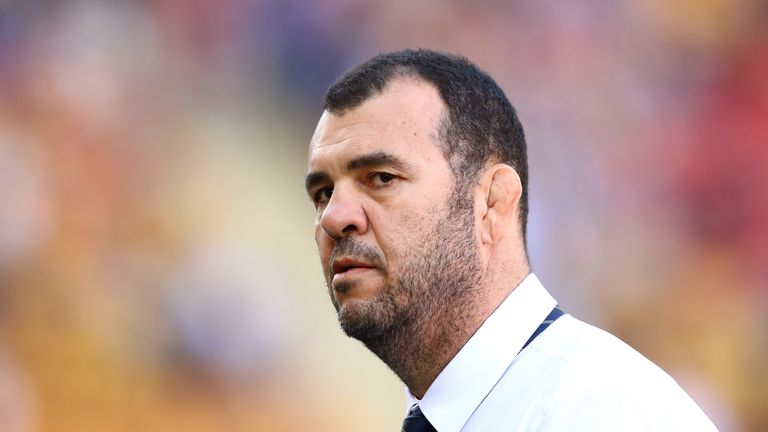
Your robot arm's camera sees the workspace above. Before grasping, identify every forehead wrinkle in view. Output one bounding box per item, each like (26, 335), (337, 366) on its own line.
(311, 118), (384, 149)
(308, 119), (395, 174)
(307, 80), (447, 188)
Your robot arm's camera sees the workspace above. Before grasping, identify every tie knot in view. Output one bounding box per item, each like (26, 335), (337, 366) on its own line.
(401, 404), (437, 432)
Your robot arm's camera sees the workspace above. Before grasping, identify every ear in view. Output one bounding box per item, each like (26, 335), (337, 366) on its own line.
(477, 164), (522, 246)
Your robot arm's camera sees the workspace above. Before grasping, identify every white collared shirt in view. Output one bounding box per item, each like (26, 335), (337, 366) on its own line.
(406, 273), (718, 431)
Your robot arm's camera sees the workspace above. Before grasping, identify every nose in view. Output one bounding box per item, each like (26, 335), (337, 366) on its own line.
(319, 185), (369, 240)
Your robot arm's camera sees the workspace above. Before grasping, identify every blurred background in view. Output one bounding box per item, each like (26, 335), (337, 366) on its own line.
(0, 0), (766, 431)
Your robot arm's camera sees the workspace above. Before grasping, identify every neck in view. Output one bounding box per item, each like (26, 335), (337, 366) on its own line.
(364, 296), (480, 398)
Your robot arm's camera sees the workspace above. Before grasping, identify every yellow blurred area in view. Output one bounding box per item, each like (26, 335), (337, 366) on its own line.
(0, 1), (766, 431)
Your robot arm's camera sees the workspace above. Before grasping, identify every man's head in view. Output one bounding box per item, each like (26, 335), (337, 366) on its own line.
(305, 50), (529, 360)
(324, 49), (528, 233)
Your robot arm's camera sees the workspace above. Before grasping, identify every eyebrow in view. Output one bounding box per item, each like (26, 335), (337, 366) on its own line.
(345, 151), (411, 172)
(304, 171), (331, 196)
(305, 151), (412, 195)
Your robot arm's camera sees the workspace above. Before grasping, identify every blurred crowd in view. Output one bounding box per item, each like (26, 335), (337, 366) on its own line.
(0, 0), (766, 431)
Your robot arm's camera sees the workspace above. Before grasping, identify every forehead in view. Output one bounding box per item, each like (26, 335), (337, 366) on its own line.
(308, 78), (447, 169)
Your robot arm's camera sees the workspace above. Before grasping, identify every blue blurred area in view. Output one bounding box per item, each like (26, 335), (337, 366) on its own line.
(0, 1), (766, 431)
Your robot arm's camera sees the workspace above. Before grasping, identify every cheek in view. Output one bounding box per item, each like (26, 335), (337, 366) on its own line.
(315, 229), (333, 262)
(370, 205), (437, 264)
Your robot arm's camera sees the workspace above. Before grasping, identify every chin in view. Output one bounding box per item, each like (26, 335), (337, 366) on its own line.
(336, 298), (371, 329)
(337, 296), (395, 341)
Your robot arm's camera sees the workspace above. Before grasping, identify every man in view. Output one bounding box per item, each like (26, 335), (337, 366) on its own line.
(305, 49), (717, 431)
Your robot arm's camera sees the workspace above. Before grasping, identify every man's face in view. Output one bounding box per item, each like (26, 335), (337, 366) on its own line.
(306, 78), (481, 340)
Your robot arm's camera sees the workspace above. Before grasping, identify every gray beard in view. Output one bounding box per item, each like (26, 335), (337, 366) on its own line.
(328, 192), (482, 380)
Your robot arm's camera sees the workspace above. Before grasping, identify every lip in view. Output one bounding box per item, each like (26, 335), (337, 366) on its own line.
(332, 257), (376, 276)
(332, 267), (378, 285)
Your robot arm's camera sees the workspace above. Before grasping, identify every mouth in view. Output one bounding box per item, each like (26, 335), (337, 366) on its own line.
(331, 257), (376, 277)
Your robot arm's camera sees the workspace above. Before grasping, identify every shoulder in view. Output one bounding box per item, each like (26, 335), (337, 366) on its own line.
(534, 315), (674, 392)
(468, 315), (719, 431)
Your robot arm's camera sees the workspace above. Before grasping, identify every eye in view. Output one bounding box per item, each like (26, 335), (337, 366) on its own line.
(369, 172), (396, 187)
(312, 186), (333, 206)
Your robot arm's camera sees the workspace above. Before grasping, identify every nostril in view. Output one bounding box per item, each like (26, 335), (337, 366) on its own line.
(341, 223), (357, 234)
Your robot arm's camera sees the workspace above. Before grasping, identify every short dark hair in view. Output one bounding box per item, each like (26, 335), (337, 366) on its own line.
(324, 49), (529, 243)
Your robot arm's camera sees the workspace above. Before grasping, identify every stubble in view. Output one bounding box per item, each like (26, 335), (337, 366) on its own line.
(326, 190), (482, 385)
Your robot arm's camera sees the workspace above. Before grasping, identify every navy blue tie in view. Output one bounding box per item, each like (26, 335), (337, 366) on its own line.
(400, 306), (563, 431)
(521, 305), (564, 352)
(401, 403), (437, 432)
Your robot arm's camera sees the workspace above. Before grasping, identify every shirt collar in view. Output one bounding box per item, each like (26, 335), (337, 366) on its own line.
(406, 273), (557, 432)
